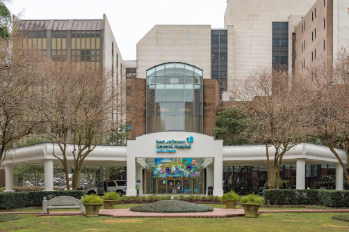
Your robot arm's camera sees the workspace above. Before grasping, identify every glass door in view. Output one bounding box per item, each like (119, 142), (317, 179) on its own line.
(174, 179), (182, 194)
(183, 179), (192, 194)
(167, 179), (174, 194)
(157, 179), (166, 194)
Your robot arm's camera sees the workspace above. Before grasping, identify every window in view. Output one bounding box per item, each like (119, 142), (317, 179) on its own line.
(304, 40), (306, 50)
(51, 30), (67, 61)
(272, 22), (288, 69)
(116, 181), (126, 186)
(146, 63), (203, 133)
(314, 49), (316, 59)
(211, 30), (228, 98)
(324, 0), (326, 7)
(314, 28), (316, 39)
(323, 40), (326, 51)
(304, 21), (306, 31)
(107, 182), (116, 187)
(312, 31), (314, 41)
(324, 18), (326, 29)
(312, 12), (314, 21)
(312, 52), (314, 61)
(302, 25), (304, 33)
(71, 30), (101, 68)
(302, 42), (304, 52)
(126, 68), (136, 79)
(304, 59), (306, 69)
(20, 30), (47, 56)
(315, 8), (317, 18)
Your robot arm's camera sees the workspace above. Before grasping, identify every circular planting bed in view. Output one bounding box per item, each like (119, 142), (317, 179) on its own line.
(0, 214), (20, 222)
(130, 200), (214, 213)
(332, 214), (349, 222)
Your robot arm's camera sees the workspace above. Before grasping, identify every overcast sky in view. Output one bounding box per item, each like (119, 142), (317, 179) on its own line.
(8, 0), (228, 60)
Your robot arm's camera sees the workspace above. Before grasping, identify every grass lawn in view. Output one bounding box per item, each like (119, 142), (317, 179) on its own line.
(0, 213), (348, 231)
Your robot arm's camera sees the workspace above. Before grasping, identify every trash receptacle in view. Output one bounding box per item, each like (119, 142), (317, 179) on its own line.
(208, 186), (213, 196)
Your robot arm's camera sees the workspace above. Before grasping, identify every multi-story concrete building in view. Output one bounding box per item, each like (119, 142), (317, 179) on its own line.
(4, 1), (348, 194)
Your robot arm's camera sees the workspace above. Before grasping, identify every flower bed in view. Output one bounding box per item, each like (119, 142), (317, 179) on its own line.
(118, 195), (221, 204)
(130, 200), (214, 213)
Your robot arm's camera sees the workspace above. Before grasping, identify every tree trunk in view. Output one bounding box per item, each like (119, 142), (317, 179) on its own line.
(64, 164), (70, 190)
(72, 166), (81, 190)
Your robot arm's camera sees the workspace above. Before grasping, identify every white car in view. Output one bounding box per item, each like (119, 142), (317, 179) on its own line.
(85, 180), (127, 196)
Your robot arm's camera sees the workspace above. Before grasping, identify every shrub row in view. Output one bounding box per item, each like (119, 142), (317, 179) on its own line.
(130, 200), (214, 213)
(0, 191), (85, 209)
(263, 189), (349, 207)
(0, 186), (63, 192)
(119, 195), (221, 204)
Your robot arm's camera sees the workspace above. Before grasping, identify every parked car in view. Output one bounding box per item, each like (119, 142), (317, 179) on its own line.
(85, 180), (127, 196)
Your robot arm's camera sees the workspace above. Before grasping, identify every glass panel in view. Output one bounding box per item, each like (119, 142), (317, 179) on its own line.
(167, 180), (174, 194)
(42, 38), (47, 50)
(148, 116), (156, 133)
(183, 179), (192, 194)
(147, 68), (156, 77)
(76, 38), (81, 49)
(156, 65), (165, 76)
(71, 38), (76, 49)
(157, 179), (166, 194)
(96, 37), (100, 49)
(175, 102), (185, 116)
(175, 63), (184, 76)
(185, 116), (193, 131)
(165, 103), (174, 116)
(184, 65), (194, 77)
(174, 116), (184, 130)
(175, 179), (183, 194)
(165, 63), (175, 76)
(156, 116), (165, 132)
(165, 116), (174, 130)
(86, 38), (91, 49)
(91, 37), (96, 49)
(62, 38), (67, 49)
(155, 85), (165, 102)
(174, 84), (184, 102)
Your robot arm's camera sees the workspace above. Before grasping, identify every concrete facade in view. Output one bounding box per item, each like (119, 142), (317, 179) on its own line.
(137, 25), (212, 80)
(224, 0), (316, 96)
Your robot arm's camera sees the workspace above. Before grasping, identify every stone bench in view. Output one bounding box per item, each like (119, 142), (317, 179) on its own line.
(42, 196), (86, 214)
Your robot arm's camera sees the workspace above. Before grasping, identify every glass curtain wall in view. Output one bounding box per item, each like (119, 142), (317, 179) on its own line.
(146, 63), (203, 133)
(21, 30), (47, 55)
(51, 30), (67, 61)
(71, 30), (101, 68)
(211, 30), (228, 98)
(272, 22), (289, 69)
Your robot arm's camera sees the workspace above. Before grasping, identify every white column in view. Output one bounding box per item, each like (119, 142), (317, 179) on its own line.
(296, 159), (305, 189)
(126, 158), (137, 196)
(4, 163), (14, 192)
(336, 163), (344, 190)
(136, 166), (143, 195)
(44, 160), (54, 191)
(213, 157), (223, 196)
(206, 166), (214, 195)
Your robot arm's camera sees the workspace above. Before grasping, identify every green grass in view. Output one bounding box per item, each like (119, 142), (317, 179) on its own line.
(0, 214), (20, 222)
(332, 214), (349, 222)
(0, 213), (348, 231)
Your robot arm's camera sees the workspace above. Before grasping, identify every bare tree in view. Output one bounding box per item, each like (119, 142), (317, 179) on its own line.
(306, 51), (349, 184)
(237, 67), (309, 189)
(0, 34), (46, 164)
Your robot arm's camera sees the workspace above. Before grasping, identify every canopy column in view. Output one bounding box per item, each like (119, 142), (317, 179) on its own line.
(44, 160), (54, 191)
(4, 163), (14, 192)
(296, 159), (305, 189)
(336, 163), (344, 190)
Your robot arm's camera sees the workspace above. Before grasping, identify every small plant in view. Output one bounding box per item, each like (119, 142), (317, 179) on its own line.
(187, 195), (195, 201)
(201, 196), (209, 201)
(213, 196), (221, 202)
(121, 196), (133, 203)
(147, 194), (157, 202)
(179, 195), (186, 200)
(83, 194), (103, 204)
(173, 196), (180, 200)
(332, 214), (349, 222)
(194, 195), (202, 201)
(135, 196), (145, 203)
(102, 192), (120, 202)
(240, 194), (263, 206)
(221, 191), (239, 203)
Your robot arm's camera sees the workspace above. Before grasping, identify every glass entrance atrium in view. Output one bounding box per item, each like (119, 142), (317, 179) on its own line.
(146, 63), (203, 133)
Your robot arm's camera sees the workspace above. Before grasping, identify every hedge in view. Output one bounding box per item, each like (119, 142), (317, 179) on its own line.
(0, 191), (85, 209)
(0, 187), (63, 192)
(263, 189), (349, 207)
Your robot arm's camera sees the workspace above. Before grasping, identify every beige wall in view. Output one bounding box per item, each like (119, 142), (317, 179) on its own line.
(136, 25), (212, 79)
(333, 0), (349, 62)
(224, 0), (316, 94)
(294, 0), (333, 82)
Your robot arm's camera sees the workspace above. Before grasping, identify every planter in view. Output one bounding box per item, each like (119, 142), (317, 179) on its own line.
(103, 200), (116, 209)
(223, 200), (236, 209)
(242, 203), (260, 218)
(83, 203), (102, 217)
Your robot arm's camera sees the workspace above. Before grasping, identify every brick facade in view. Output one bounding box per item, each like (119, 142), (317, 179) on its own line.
(203, 79), (219, 136)
(130, 79), (146, 139)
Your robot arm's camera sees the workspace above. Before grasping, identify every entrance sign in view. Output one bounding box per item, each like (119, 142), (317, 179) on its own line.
(156, 136), (194, 153)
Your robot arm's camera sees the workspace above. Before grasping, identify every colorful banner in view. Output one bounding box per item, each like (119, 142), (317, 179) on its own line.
(153, 158), (197, 179)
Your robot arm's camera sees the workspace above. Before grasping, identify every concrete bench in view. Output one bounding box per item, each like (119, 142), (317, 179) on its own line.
(42, 196), (86, 214)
